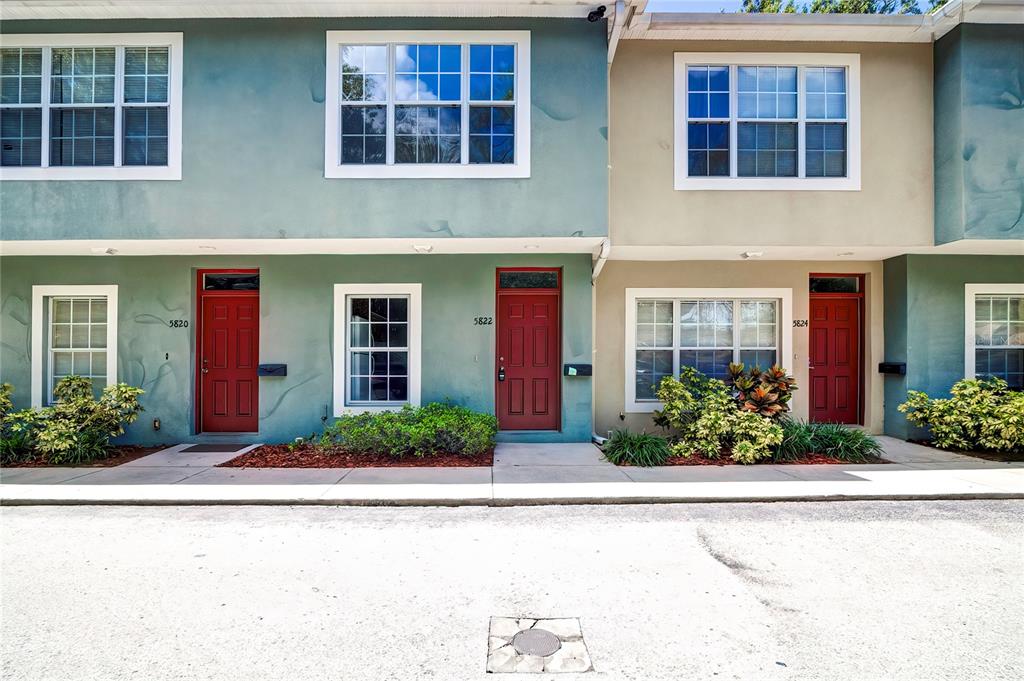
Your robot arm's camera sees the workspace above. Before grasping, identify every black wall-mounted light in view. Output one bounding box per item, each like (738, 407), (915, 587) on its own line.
(587, 5), (607, 22)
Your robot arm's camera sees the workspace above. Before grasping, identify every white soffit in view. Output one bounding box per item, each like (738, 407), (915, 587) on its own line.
(625, 12), (935, 43)
(0, 236), (607, 257)
(609, 240), (1024, 261)
(0, 0), (597, 20)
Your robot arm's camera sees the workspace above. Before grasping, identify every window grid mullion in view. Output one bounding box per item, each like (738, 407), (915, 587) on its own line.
(40, 46), (52, 168)
(460, 41), (469, 165)
(797, 65), (806, 179)
(733, 298), (741, 365)
(729, 65), (737, 178)
(386, 44), (395, 165)
(113, 46), (124, 168)
(672, 299), (680, 379)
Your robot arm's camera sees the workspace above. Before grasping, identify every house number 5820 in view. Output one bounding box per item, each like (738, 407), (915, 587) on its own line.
(168, 319), (189, 328)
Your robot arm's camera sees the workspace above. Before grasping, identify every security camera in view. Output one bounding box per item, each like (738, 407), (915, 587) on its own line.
(587, 5), (606, 22)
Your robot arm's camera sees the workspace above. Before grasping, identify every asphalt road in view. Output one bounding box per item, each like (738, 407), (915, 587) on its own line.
(2, 501), (1022, 681)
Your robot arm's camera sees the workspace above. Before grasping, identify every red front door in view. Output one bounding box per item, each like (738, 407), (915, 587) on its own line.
(496, 279), (561, 431)
(809, 297), (861, 424)
(198, 277), (259, 433)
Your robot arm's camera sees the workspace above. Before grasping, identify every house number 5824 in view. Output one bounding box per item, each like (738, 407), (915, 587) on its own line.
(793, 319), (809, 327)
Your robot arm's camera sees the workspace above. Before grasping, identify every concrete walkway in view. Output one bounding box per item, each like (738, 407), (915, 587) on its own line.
(2, 438), (1022, 505)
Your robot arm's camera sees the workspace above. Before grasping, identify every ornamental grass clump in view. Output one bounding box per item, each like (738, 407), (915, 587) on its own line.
(601, 429), (672, 467)
(774, 420), (883, 463)
(653, 367), (783, 464)
(898, 377), (1023, 453)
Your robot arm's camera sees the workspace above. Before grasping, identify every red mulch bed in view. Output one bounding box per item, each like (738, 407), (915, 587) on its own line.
(4, 445), (166, 468)
(219, 443), (494, 468)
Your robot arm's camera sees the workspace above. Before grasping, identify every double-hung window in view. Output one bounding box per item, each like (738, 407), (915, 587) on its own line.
(325, 31), (530, 179)
(674, 53), (859, 190)
(31, 285), (118, 407)
(966, 285), (1024, 389)
(332, 284), (422, 415)
(626, 288), (793, 411)
(0, 33), (182, 180)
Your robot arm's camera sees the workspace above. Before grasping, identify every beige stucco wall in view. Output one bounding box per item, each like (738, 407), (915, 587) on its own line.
(593, 260), (886, 436)
(610, 41), (934, 248)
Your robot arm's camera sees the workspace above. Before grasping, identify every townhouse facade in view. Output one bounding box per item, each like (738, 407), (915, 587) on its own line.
(595, 0), (1023, 441)
(0, 0), (1021, 447)
(0, 1), (608, 444)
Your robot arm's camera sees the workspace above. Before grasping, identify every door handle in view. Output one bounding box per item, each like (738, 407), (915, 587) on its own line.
(498, 366), (506, 382)
(202, 367), (209, 374)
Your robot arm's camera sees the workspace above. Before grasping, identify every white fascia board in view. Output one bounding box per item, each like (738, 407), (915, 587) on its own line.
(0, 236), (608, 257)
(0, 0), (597, 20)
(607, 241), (1024, 261)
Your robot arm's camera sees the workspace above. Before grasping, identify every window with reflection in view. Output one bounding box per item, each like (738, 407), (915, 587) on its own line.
(337, 39), (518, 167)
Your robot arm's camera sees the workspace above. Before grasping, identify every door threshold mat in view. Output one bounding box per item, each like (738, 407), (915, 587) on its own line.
(487, 617), (593, 674)
(180, 444), (251, 453)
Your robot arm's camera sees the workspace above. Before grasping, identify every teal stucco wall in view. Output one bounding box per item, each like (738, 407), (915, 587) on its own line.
(934, 24), (1024, 244)
(0, 18), (608, 242)
(0, 254), (594, 444)
(882, 254), (1024, 438)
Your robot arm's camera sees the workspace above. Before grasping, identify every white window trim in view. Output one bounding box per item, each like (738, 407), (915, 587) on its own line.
(31, 284), (118, 407)
(324, 30), (530, 179)
(332, 283), (422, 416)
(673, 52), (860, 191)
(0, 32), (183, 181)
(964, 283), (1024, 380)
(624, 287), (794, 413)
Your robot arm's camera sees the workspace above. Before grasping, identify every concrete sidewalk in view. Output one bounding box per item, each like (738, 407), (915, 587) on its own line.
(2, 438), (1022, 506)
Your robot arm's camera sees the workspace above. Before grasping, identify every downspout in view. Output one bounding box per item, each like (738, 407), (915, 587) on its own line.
(591, 237), (612, 283)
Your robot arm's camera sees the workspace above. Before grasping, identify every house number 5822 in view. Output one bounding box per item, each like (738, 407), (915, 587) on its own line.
(474, 317), (493, 325)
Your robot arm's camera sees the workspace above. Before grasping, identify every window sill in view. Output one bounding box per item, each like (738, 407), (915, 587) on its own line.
(626, 400), (663, 414)
(1, 166), (181, 181)
(674, 176), (860, 191)
(325, 163), (529, 180)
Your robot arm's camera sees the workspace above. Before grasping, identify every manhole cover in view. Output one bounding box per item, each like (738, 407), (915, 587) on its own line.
(512, 629), (561, 657)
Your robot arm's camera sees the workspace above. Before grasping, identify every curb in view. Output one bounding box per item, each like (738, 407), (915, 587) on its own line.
(4, 492), (1023, 507)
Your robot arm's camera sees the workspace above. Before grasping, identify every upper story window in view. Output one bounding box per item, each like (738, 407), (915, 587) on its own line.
(0, 33), (182, 181)
(674, 53), (860, 191)
(324, 31), (530, 179)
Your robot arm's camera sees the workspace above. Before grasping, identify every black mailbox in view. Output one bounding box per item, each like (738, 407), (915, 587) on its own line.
(878, 362), (906, 375)
(563, 364), (592, 377)
(258, 364), (287, 377)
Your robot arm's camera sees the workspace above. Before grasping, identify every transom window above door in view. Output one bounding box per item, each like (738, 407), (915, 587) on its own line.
(324, 31), (530, 179)
(674, 53), (860, 191)
(0, 33), (182, 180)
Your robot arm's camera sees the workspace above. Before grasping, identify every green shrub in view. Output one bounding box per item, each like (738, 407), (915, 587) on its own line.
(653, 367), (783, 464)
(728, 363), (797, 419)
(0, 378), (144, 465)
(774, 420), (883, 463)
(602, 429), (671, 467)
(321, 402), (497, 458)
(898, 378), (1023, 453)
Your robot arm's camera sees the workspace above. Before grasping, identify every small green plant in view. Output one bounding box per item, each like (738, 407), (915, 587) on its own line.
(728, 363), (797, 419)
(774, 420), (883, 463)
(654, 367), (783, 464)
(899, 378), (1023, 453)
(321, 402), (497, 458)
(0, 378), (144, 465)
(602, 429), (671, 467)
